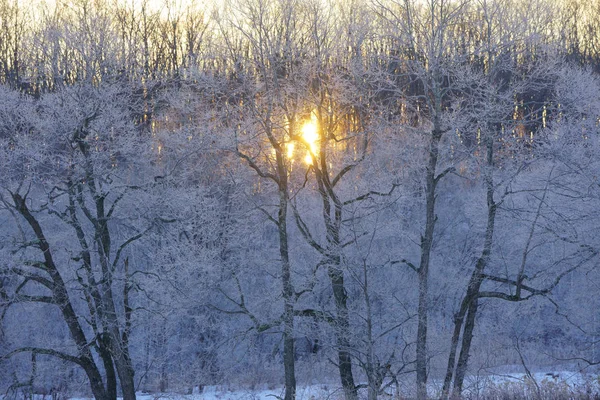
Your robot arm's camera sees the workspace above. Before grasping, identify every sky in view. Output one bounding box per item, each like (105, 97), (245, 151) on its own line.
(16, 0), (216, 15)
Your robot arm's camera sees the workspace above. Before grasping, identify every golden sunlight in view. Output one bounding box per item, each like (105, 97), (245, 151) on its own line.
(301, 112), (319, 165)
(286, 142), (295, 159)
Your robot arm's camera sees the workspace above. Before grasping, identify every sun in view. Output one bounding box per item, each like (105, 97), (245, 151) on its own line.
(286, 142), (295, 159)
(301, 112), (319, 165)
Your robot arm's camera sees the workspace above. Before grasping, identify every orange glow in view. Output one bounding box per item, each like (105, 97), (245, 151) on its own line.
(286, 142), (295, 159)
(301, 112), (319, 164)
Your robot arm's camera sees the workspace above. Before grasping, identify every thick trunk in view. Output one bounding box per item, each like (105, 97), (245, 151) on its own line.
(282, 323), (296, 400)
(13, 194), (111, 400)
(415, 267), (429, 400)
(98, 335), (118, 400)
(102, 283), (135, 399)
(100, 268), (136, 400)
(90, 189), (136, 400)
(116, 363), (136, 400)
(304, 108), (357, 400)
(60, 289), (114, 400)
(328, 265), (358, 400)
(441, 297), (468, 399)
(416, 128), (442, 400)
(368, 384), (378, 400)
(282, 291), (296, 400)
(453, 298), (479, 395)
(109, 335), (136, 400)
(279, 171), (296, 400)
(365, 262), (379, 400)
(448, 136), (496, 398)
(79, 356), (111, 400)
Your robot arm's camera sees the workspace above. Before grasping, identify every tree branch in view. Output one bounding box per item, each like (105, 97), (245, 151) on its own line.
(343, 184), (399, 206)
(2, 347), (83, 366)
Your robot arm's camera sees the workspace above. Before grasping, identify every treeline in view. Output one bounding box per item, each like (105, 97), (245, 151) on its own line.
(1, 1), (600, 400)
(2, 0), (600, 90)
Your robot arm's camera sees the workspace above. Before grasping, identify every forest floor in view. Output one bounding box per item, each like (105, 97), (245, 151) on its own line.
(6, 369), (600, 400)
(69, 370), (600, 399)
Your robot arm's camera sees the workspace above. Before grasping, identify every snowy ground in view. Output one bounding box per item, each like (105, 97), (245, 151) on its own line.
(102, 371), (600, 399)
(438, 369), (600, 399)
(83, 385), (341, 400)
(6, 369), (600, 399)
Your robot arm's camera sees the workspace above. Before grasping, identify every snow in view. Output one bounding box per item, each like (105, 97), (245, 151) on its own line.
(67, 385), (340, 400)
(7, 371), (600, 400)
(62, 372), (600, 400)
(449, 370), (600, 399)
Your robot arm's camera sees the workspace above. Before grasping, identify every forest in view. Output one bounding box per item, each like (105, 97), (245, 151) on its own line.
(1, 0), (600, 399)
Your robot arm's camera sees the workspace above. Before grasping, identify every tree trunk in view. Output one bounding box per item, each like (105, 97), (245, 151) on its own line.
(86, 176), (136, 400)
(79, 356), (111, 400)
(448, 136), (496, 398)
(109, 334), (137, 400)
(97, 255), (137, 400)
(12, 193), (111, 400)
(416, 128), (442, 400)
(328, 264), (358, 400)
(282, 322), (296, 400)
(101, 278), (135, 399)
(441, 297), (468, 399)
(282, 262), (297, 400)
(98, 335), (118, 400)
(453, 298), (479, 395)
(367, 381), (378, 400)
(416, 266), (429, 400)
(365, 260), (379, 400)
(278, 162), (296, 400)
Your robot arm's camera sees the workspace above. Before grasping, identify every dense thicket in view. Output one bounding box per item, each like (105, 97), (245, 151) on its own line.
(1, 0), (600, 399)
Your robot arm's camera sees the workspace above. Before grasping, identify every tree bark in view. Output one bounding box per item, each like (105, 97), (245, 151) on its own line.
(279, 182), (297, 400)
(317, 176), (358, 400)
(328, 263), (358, 400)
(441, 296), (468, 399)
(98, 334), (118, 400)
(12, 193), (112, 400)
(107, 328), (137, 400)
(443, 135), (496, 398)
(416, 127), (442, 400)
(453, 298), (478, 395)
(90, 187), (137, 400)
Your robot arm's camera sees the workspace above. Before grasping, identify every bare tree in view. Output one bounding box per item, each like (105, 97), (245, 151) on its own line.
(211, 1), (316, 397)
(441, 16), (600, 396)
(374, 0), (471, 397)
(0, 82), (163, 400)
